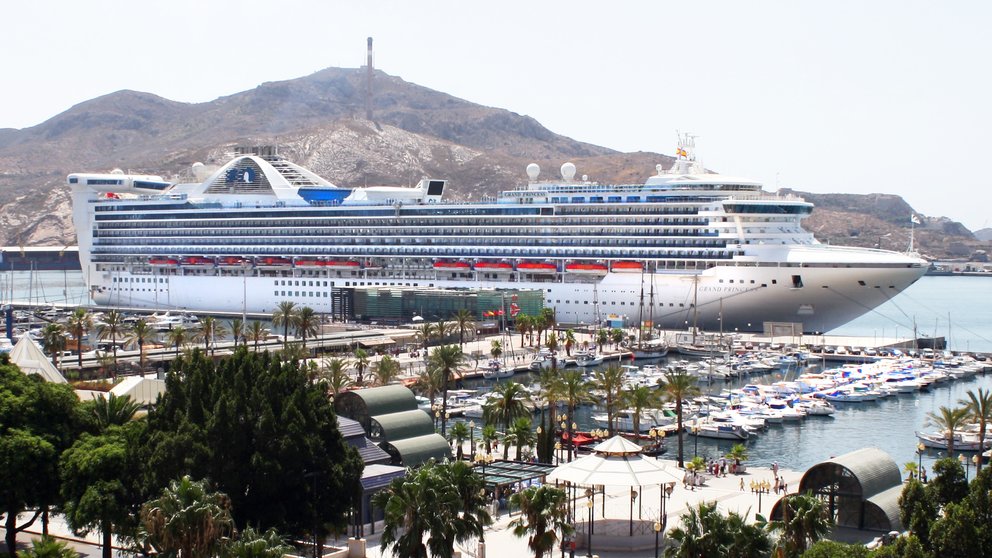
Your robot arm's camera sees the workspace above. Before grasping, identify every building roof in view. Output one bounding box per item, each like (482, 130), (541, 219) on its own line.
(371, 410), (435, 441)
(335, 385), (418, 423)
(361, 464), (407, 492)
(819, 447), (901, 498)
(383, 434), (451, 467)
(338, 416), (391, 465)
(865, 484), (904, 532)
(10, 335), (67, 384)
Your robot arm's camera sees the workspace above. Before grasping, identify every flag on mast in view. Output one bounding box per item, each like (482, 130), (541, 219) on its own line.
(910, 214), (921, 225)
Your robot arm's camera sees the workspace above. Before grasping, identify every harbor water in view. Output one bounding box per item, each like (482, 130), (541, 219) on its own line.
(6, 270), (992, 472)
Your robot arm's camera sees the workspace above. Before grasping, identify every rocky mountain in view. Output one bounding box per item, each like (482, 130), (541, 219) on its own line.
(0, 66), (985, 259)
(975, 228), (992, 242)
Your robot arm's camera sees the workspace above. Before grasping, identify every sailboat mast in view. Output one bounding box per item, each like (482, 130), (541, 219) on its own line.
(692, 274), (699, 345)
(637, 270), (645, 347)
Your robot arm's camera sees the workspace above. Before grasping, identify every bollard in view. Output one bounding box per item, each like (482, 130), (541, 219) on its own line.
(477, 541), (486, 558)
(346, 537), (366, 558)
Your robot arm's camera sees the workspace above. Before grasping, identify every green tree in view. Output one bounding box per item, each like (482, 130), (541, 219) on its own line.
(294, 306), (320, 348)
(666, 501), (771, 558)
(870, 535), (927, 558)
(415, 322), (435, 353)
(490, 339), (503, 360)
(220, 526), (292, 558)
(352, 347), (371, 386)
(126, 318), (157, 371)
(505, 417), (536, 461)
(483, 380), (532, 435)
(595, 328), (609, 349)
(19, 537), (78, 558)
(926, 457), (968, 507)
(609, 327), (624, 349)
(452, 308), (475, 348)
(554, 370), (594, 461)
(433, 320), (453, 345)
(229, 318), (244, 349)
(373, 460), (491, 558)
(271, 300), (298, 349)
(40, 323), (67, 368)
(0, 362), (84, 555)
(960, 387), (992, 473)
(166, 325), (190, 358)
(415, 364), (443, 404)
(515, 314), (533, 347)
(563, 329), (576, 357)
(594, 365), (627, 435)
(140, 475), (234, 558)
(898, 479), (936, 551)
(928, 500), (981, 558)
(96, 310), (128, 376)
(481, 425), (499, 454)
(448, 421), (469, 460)
(60, 422), (146, 558)
(768, 492), (832, 558)
(320, 358), (352, 397)
(373, 355), (402, 386)
(508, 485), (573, 558)
(248, 321), (267, 351)
(725, 444), (749, 473)
(85, 393), (141, 430)
(801, 540), (869, 558)
(926, 405), (971, 457)
(197, 316), (228, 356)
(67, 308), (94, 370)
(662, 368), (701, 467)
(429, 344), (466, 436)
(141, 349), (363, 545)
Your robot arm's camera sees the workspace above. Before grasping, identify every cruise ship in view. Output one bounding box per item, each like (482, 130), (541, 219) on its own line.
(68, 139), (927, 333)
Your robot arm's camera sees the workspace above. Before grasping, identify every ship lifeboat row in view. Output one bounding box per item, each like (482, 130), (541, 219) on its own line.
(147, 256), (365, 269)
(429, 260), (646, 274)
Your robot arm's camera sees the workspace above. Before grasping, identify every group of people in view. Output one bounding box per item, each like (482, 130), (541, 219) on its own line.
(907, 466), (929, 483)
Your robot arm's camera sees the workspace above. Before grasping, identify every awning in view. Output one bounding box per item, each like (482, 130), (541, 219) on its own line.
(359, 337), (395, 348)
(546, 435), (682, 487)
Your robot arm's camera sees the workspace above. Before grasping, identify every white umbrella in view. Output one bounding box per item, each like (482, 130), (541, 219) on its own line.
(546, 435), (682, 487)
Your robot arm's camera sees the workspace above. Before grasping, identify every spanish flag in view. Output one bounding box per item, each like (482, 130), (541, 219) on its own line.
(677, 148), (688, 158)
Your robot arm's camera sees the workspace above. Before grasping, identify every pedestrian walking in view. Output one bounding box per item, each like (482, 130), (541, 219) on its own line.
(740, 477), (745, 491)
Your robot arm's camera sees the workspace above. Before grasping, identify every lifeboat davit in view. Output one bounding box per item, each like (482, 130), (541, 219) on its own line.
(434, 260), (472, 270)
(256, 256), (292, 268)
(517, 261), (558, 274)
(611, 261), (644, 273)
(565, 262), (609, 275)
(148, 256), (179, 266)
(474, 261), (514, 272)
(325, 260), (362, 270)
(180, 256), (215, 267)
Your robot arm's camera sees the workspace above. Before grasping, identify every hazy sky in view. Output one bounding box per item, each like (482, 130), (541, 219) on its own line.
(4, 1), (990, 230)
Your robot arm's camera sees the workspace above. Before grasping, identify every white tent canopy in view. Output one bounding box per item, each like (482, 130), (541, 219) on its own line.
(111, 375), (166, 407)
(9, 334), (67, 384)
(546, 435), (682, 487)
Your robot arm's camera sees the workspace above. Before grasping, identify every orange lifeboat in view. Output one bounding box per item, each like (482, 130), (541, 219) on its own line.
(434, 260), (472, 270)
(180, 256), (215, 267)
(217, 256), (250, 267)
(474, 261), (514, 272)
(256, 256), (292, 268)
(294, 259), (323, 268)
(611, 261), (644, 273)
(149, 256), (179, 266)
(325, 260), (362, 270)
(517, 261), (558, 274)
(565, 262), (609, 275)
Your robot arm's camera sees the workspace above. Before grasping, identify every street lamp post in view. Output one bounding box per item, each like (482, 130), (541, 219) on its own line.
(917, 442), (925, 480)
(692, 423), (700, 458)
(470, 420), (476, 461)
(654, 521), (662, 558)
(585, 498), (594, 558)
(960, 454), (970, 481)
(750, 479), (771, 514)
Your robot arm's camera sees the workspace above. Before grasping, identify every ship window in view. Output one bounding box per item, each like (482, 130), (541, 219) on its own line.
(274, 291), (278, 296)
(858, 280), (866, 286)
(771, 280), (777, 285)
(791, 275), (803, 288)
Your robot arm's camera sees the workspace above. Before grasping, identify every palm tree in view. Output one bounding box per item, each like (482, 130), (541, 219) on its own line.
(483, 381), (532, 434)
(448, 421), (469, 460)
(141, 475), (234, 558)
(40, 323), (67, 367)
(481, 425), (499, 455)
(609, 328), (624, 349)
(623, 384), (662, 437)
(434, 320), (453, 345)
(248, 321), (266, 351)
(415, 365), (444, 405)
(666, 501), (771, 558)
(663, 368), (701, 468)
(229, 318), (244, 348)
(594, 365), (627, 435)
(88, 393), (141, 429)
(96, 309), (127, 376)
(725, 443), (749, 474)
(768, 492), (832, 557)
(555, 370), (595, 460)
(505, 417), (536, 461)
(452, 309), (475, 348)
(429, 344), (466, 436)
(197, 316), (227, 356)
(320, 357), (352, 397)
(926, 405), (972, 457)
(295, 306), (320, 348)
(490, 339), (503, 360)
(415, 322), (435, 353)
(126, 318), (156, 371)
(166, 325), (190, 358)
(67, 308), (94, 370)
(508, 485), (573, 558)
(515, 314), (532, 346)
(352, 347), (371, 386)
(219, 527), (291, 558)
(563, 329), (576, 357)
(373, 355), (402, 386)
(271, 300), (298, 349)
(21, 536), (77, 558)
(596, 328), (609, 350)
(960, 387), (992, 472)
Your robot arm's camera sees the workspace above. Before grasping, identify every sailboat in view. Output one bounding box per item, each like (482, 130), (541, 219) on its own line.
(632, 265), (670, 360)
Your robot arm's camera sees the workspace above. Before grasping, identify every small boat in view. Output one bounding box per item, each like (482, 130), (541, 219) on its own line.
(633, 341), (670, 360)
(434, 260), (472, 270)
(256, 256), (293, 268)
(574, 352), (604, 367)
(148, 256), (179, 266)
(481, 359), (514, 380)
(529, 352), (557, 370)
(688, 422), (750, 440)
(611, 261), (644, 273)
(474, 261), (514, 272)
(217, 256), (250, 267)
(180, 256), (215, 267)
(294, 258), (324, 268)
(916, 431), (990, 451)
(565, 262), (609, 275)
(517, 261), (557, 274)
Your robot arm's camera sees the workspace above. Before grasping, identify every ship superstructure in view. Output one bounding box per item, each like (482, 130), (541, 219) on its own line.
(68, 141), (927, 333)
